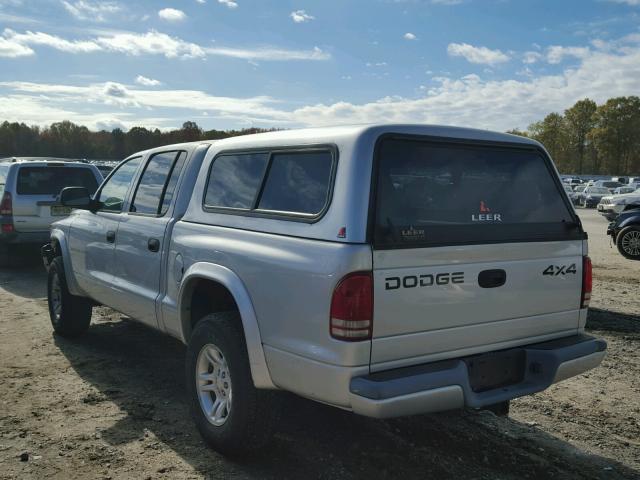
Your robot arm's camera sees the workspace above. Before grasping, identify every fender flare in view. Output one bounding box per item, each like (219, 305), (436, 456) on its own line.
(50, 228), (86, 297)
(178, 262), (276, 389)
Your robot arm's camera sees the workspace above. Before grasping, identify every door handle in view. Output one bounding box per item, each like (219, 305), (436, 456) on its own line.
(148, 238), (160, 253)
(106, 230), (116, 243)
(478, 269), (506, 288)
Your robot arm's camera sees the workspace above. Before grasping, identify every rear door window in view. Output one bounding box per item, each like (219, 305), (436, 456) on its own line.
(16, 166), (99, 195)
(130, 151), (186, 216)
(374, 137), (581, 248)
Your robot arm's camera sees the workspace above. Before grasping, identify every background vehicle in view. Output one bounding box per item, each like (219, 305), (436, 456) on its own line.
(0, 158), (102, 266)
(607, 205), (640, 260)
(42, 125), (605, 456)
(611, 177), (628, 184)
(577, 186), (610, 208)
(594, 180), (622, 192)
(598, 188), (640, 220)
(613, 186), (636, 195)
(570, 185), (586, 205)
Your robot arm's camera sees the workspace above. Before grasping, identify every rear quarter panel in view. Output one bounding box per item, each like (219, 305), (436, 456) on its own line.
(166, 222), (373, 367)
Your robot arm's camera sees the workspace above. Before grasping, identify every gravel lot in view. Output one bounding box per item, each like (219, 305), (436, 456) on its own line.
(0, 208), (638, 479)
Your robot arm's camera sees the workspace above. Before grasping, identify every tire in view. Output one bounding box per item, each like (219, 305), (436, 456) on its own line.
(484, 400), (510, 416)
(616, 226), (640, 260)
(186, 312), (279, 457)
(47, 257), (93, 337)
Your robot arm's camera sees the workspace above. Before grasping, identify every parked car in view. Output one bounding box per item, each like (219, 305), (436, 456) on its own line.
(565, 177), (584, 187)
(570, 185), (587, 205)
(611, 177), (628, 184)
(597, 188), (640, 220)
(577, 186), (610, 208)
(42, 125), (605, 455)
(0, 157), (102, 266)
(607, 205), (640, 260)
(613, 186), (636, 195)
(594, 180), (622, 192)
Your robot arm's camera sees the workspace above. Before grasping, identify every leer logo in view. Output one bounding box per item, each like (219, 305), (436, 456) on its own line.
(472, 200), (502, 222)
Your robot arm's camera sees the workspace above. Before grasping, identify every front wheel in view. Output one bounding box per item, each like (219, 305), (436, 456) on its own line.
(616, 226), (640, 260)
(185, 312), (280, 456)
(47, 257), (93, 337)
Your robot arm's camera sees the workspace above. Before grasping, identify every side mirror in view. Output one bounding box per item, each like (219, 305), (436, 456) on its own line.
(59, 187), (94, 211)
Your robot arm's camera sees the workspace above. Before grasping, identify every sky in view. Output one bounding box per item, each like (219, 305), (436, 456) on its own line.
(0, 0), (639, 132)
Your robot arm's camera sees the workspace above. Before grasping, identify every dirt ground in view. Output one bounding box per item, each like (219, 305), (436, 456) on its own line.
(0, 208), (638, 480)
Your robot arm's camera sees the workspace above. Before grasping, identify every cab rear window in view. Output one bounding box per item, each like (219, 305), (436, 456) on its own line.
(373, 137), (582, 248)
(17, 166), (98, 195)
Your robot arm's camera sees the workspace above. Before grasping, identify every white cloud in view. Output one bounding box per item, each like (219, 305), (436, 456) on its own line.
(3, 29), (101, 53)
(447, 42), (510, 65)
(96, 30), (203, 58)
(205, 45), (329, 61)
(158, 8), (186, 21)
(404, 32), (417, 40)
(0, 36), (34, 57)
(606, 0), (640, 5)
(4, 36), (638, 133)
(290, 10), (314, 23)
(546, 45), (591, 64)
(522, 51), (542, 64)
(135, 75), (161, 86)
(61, 1), (122, 22)
(196, 0), (206, 3)
(1, 29), (329, 61)
(431, 0), (464, 4)
(218, 0), (238, 8)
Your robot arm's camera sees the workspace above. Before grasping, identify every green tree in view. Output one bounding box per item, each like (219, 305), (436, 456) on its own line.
(527, 113), (570, 171)
(564, 99), (597, 174)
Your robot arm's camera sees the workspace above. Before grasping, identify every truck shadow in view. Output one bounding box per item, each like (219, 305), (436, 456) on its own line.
(53, 316), (639, 479)
(0, 247), (47, 299)
(587, 308), (640, 334)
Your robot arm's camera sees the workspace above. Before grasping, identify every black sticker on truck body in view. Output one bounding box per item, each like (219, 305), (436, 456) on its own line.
(542, 264), (577, 276)
(385, 272), (465, 290)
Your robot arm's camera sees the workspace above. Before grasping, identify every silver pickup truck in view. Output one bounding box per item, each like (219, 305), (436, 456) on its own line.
(42, 124), (606, 456)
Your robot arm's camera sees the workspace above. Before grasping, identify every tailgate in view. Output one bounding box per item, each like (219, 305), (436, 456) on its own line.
(371, 241), (583, 367)
(370, 136), (586, 369)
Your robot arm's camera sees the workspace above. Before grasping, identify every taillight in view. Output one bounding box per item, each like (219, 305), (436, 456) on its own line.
(0, 192), (12, 216)
(330, 272), (373, 341)
(581, 256), (592, 309)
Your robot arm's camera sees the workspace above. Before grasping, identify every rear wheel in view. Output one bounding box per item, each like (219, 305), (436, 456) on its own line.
(186, 312), (279, 456)
(616, 226), (640, 260)
(47, 257), (93, 337)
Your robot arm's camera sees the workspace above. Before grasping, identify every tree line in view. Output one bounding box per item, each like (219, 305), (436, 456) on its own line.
(508, 96), (640, 176)
(0, 121), (275, 161)
(2, 96), (639, 174)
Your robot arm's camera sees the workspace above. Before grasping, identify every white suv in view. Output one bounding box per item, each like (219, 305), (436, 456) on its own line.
(0, 158), (102, 266)
(43, 125), (606, 456)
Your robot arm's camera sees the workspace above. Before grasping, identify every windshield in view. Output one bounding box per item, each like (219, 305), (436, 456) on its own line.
(374, 138), (580, 248)
(17, 166), (98, 195)
(588, 187), (610, 194)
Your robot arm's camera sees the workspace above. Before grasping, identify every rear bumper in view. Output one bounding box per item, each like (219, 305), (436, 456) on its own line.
(349, 334), (606, 418)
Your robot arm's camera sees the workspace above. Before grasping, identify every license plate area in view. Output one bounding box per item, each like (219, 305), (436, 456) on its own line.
(51, 206), (72, 216)
(464, 349), (525, 393)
